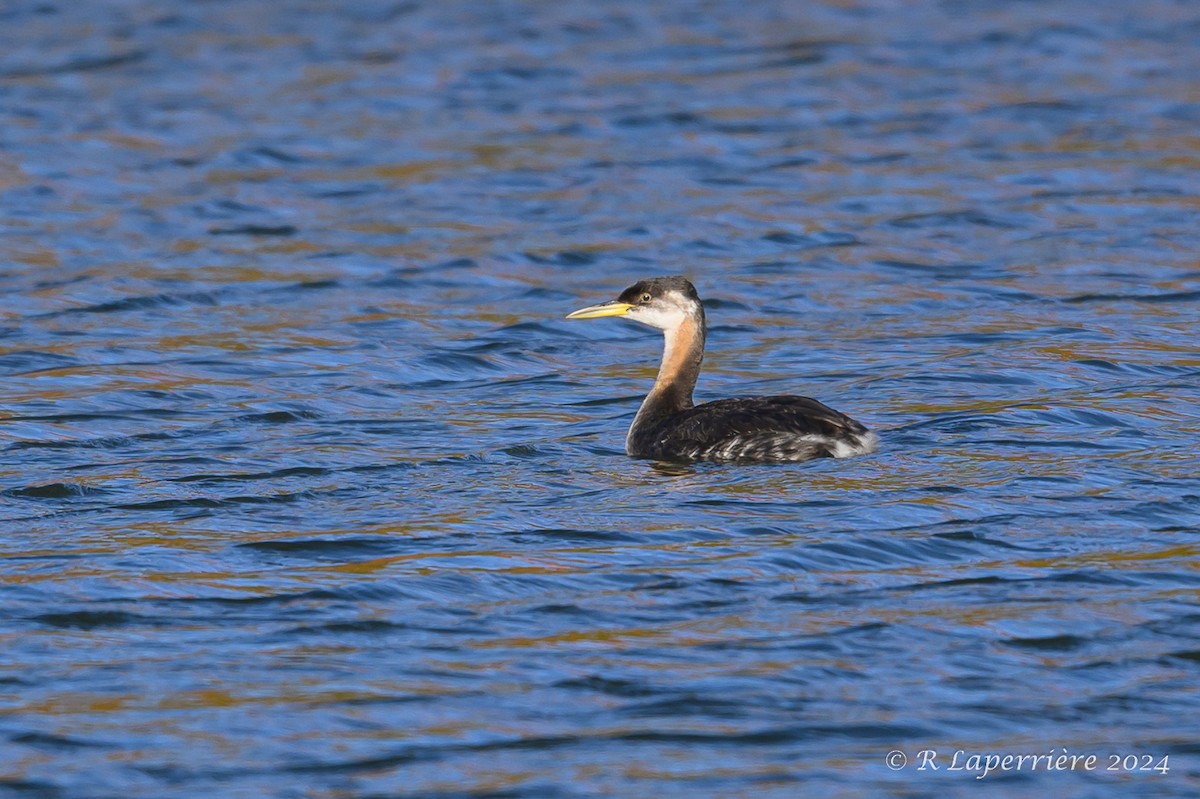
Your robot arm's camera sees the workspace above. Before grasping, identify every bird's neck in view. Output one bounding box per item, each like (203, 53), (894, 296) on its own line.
(642, 315), (706, 416)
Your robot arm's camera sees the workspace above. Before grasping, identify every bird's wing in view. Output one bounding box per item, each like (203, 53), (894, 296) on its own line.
(643, 396), (871, 461)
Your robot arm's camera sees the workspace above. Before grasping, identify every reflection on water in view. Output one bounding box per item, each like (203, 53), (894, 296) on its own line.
(2, 0), (1200, 796)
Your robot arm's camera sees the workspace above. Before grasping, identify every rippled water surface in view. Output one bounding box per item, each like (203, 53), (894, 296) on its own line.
(3, 0), (1200, 796)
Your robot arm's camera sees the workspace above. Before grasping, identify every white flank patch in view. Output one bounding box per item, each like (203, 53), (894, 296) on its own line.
(695, 429), (879, 462)
(828, 430), (880, 459)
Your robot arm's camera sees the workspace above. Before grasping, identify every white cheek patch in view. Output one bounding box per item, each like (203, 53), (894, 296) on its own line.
(628, 291), (693, 330)
(630, 305), (686, 330)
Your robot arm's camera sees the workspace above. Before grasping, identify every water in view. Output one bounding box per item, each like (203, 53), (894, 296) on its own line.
(2, 0), (1199, 796)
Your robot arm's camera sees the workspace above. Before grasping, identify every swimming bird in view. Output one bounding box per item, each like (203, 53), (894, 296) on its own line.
(566, 276), (877, 463)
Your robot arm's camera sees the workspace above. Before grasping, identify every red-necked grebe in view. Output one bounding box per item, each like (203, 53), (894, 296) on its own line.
(566, 276), (878, 463)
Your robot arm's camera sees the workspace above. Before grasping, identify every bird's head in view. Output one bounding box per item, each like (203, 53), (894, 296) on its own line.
(565, 276), (704, 332)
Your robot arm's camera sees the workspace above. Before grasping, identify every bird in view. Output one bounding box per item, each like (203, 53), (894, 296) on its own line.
(565, 276), (878, 463)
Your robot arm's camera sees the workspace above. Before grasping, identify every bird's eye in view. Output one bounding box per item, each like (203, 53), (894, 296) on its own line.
(640, 293), (652, 303)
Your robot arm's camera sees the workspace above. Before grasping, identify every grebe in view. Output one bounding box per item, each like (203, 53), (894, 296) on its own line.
(566, 276), (878, 463)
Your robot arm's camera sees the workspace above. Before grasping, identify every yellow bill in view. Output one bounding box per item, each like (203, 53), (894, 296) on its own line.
(565, 301), (634, 320)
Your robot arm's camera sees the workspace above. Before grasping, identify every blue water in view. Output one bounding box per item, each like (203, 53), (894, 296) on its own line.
(2, 0), (1199, 796)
